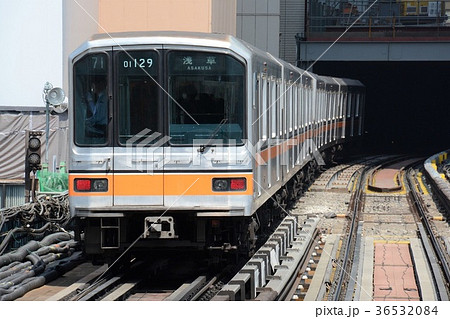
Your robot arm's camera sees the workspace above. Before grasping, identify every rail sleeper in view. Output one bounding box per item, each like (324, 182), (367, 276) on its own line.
(216, 216), (319, 300)
(247, 258), (266, 288)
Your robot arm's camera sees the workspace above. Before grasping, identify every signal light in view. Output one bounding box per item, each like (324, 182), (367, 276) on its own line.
(212, 178), (246, 192)
(28, 152), (41, 166)
(24, 130), (43, 203)
(26, 131), (43, 172)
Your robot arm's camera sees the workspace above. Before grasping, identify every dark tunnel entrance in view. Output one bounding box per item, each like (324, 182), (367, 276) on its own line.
(313, 61), (450, 155)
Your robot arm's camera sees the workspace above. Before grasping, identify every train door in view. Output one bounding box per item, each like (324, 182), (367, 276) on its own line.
(350, 93), (356, 137)
(280, 79), (287, 181)
(340, 86), (347, 139)
(346, 92), (353, 138)
(112, 48), (164, 206)
(256, 73), (264, 197)
(286, 81), (292, 175)
(261, 76), (269, 191)
(276, 80), (281, 183)
(269, 78), (277, 188)
(358, 94), (365, 136)
(292, 83), (298, 169)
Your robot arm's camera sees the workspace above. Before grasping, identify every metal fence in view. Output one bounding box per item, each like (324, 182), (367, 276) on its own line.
(0, 183), (25, 209)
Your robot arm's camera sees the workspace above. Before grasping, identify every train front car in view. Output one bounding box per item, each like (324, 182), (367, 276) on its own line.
(68, 32), (255, 261)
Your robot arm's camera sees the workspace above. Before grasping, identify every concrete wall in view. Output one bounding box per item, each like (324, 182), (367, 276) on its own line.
(212, 0), (237, 35)
(98, 0), (236, 35)
(236, 0), (306, 65)
(236, 0), (280, 57)
(280, 0), (305, 65)
(0, 0), (64, 109)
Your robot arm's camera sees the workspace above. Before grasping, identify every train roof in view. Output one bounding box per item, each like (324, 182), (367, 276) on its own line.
(70, 31), (254, 61)
(90, 31), (235, 46)
(340, 78), (365, 89)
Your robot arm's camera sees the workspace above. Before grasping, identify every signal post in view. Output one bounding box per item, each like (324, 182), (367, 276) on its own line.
(24, 130), (43, 202)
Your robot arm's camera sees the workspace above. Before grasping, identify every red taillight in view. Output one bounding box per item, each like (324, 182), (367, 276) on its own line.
(212, 177), (246, 192)
(75, 179), (91, 191)
(74, 178), (108, 192)
(230, 178), (246, 190)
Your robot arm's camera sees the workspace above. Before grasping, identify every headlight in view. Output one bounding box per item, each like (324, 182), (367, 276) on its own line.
(212, 179), (229, 191)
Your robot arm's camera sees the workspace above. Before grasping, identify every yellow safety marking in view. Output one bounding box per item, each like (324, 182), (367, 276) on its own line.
(432, 216), (446, 221)
(352, 176), (359, 192)
(416, 172), (429, 195)
(365, 187), (406, 195)
(373, 240), (411, 245)
(364, 171), (406, 195)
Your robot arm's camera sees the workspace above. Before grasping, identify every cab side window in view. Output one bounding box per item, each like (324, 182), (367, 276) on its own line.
(74, 53), (109, 146)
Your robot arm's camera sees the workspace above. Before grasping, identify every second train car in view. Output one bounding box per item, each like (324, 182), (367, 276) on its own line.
(68, 31), (365, 261)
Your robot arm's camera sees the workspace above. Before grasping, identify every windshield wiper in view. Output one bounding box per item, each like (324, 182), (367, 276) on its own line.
(198, 118), (228, 153)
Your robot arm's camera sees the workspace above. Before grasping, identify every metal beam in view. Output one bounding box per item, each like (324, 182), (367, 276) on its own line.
(300, 41), (450, 62)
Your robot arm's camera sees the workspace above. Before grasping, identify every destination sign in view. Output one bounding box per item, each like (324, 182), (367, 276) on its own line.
(169, 51), (243, 75)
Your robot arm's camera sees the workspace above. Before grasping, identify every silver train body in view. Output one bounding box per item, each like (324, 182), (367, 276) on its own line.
(68, 32), (364, 259)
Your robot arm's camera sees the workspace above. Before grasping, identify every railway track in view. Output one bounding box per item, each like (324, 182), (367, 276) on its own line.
(8, 155), (450, 301)
(16, 247), (237, 301)
(327, 157), (450, 301)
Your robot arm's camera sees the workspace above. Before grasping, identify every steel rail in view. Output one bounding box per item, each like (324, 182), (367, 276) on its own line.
(406, 168), (450, 300)
(330, 165), (368, 300)
(276, 229), (320, 301)
(165, 276), (211, 301)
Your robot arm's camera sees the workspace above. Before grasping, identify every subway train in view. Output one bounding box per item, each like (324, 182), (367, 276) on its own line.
(68, 31), (364, 262)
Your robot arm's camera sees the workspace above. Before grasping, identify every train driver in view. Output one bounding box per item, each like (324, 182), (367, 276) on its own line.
(84, 76), (108, 137)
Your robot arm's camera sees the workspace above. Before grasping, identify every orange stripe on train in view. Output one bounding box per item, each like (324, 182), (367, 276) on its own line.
(257, 121), (345, 164)
(69, 173), (253, 197)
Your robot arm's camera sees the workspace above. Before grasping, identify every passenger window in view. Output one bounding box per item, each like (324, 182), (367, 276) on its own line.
(261, 78), (268, 141)
(347, 93), (353, 118)
(116, 50), (160, 145)
(271, 81), (277, 138)
(355, 93), (360, 117)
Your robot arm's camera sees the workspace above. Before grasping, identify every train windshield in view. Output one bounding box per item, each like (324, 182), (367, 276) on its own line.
(167, 51), (245, 145)
(73, 53), (109, 146)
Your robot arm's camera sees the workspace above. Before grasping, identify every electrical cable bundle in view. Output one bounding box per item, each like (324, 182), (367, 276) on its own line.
(0, 232), (83, 301)
(0, 191), (71, 255)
